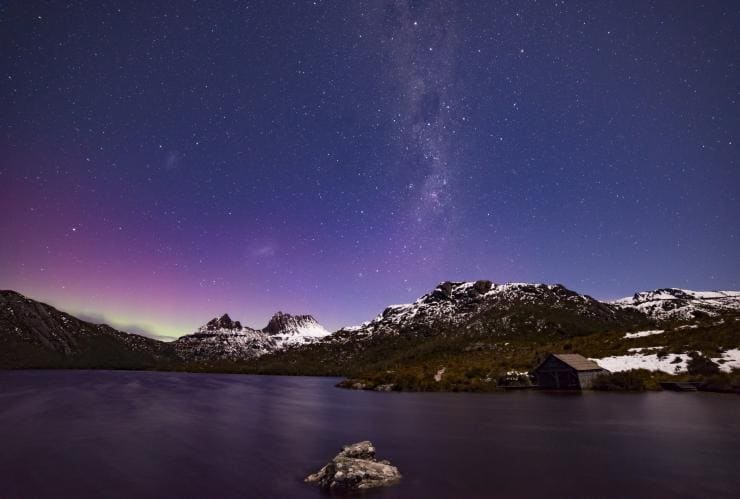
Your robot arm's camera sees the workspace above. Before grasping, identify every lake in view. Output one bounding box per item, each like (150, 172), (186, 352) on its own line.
(0, 370), (738, 498)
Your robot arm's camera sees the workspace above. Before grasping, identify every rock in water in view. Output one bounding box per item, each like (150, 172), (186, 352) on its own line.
(305, 441), (401, 491)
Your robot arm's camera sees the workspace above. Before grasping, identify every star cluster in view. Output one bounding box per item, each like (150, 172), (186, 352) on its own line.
(1, 1), (738, 337)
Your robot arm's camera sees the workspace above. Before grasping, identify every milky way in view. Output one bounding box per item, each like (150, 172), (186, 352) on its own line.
(1, 1), (738, 338)
(367, 1), (463, 255)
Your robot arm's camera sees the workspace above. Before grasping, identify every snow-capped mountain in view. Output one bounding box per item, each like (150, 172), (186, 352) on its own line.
(173, 313), (277, 362)
(333, 280), (647, 341)
(613, 288), (740, 321)
(172, 311), (331, 362)
(263, 311), (330, 346)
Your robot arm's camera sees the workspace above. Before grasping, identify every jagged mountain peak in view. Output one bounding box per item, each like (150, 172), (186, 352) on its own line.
(264, 311), (319, 334)
(418, 280), (492, 303)
(263, 311), (330, 345)
(201, 313), (243, 332)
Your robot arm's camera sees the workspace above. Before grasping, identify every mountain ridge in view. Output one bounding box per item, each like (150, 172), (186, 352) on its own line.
(0, 289), (173, 369)
(2, 283), (739, 387)
(336, 280), (643, 340)
(612, 288), (740, 321)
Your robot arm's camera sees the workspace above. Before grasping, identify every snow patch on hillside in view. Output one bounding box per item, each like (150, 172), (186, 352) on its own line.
(627, 346), (664, 352)
(591, 353), (690, 374)
(715, 349), (740, 372)
(624, 329), (664, 339)
(592, 349), (740, 374)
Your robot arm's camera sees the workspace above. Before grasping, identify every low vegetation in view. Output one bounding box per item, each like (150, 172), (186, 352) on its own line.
(591, 370), (649, 391)
(238, 313), (738, 393)
(686, 353), (721, 376)
(697, 371), (740, 393)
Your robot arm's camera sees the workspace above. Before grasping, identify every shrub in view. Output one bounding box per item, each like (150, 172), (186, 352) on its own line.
(591, 370), (647, 391)
(687, 353), (720, 376)
(464, 367), (489, 379)
(698, 370), (740, 394)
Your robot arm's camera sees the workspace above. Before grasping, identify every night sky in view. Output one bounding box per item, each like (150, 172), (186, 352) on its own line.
(1, 1), (738, 339)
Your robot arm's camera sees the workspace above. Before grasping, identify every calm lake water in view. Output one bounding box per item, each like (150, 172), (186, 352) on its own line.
(0, 370), (738, 499)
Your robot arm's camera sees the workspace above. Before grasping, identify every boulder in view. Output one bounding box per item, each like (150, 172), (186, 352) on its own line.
(305, 441), (401, 491)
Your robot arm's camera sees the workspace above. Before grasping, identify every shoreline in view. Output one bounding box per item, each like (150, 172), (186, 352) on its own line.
(2, 367), (738, 395)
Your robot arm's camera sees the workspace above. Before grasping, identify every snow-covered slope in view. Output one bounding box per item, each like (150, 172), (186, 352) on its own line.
(173, 314), (277, 362)
(591, 349), (740, 374)
(262, 311), (330, 346)
(613, 288), (740, 321)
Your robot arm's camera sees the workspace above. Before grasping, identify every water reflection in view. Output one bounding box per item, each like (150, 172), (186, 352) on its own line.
(1, 370), (738, 499)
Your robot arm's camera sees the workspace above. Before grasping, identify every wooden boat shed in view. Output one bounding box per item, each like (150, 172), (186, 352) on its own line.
(532, 353), (609, 389)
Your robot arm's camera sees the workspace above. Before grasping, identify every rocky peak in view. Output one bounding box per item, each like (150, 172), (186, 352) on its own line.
(263, 311), (320, 336)
(261, 311), (330, 346)
(628, 288), (692, 303)
(422, 280), (493, 303)
(203, 313), (242, 332)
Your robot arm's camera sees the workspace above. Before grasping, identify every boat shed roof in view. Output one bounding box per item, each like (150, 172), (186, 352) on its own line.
(550, 354), (604, 372)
